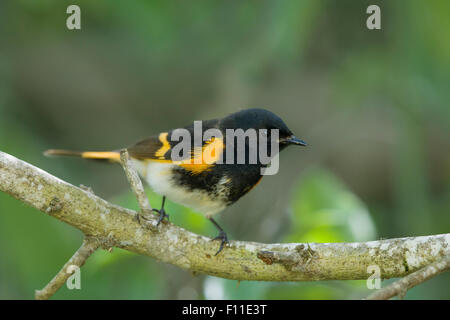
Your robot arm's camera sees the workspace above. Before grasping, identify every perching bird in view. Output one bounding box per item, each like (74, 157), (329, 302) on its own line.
(45, 108), (307, 254)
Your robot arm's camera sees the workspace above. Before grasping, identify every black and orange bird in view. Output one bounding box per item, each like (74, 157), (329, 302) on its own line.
(45, 108), (307, 254)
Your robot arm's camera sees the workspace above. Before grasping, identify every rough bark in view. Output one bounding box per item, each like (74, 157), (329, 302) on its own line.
(1, 150), (449, 282)
(366, 253), (450, 299)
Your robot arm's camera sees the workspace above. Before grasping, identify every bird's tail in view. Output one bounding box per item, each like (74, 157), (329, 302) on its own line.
(44, 149), (121, 163)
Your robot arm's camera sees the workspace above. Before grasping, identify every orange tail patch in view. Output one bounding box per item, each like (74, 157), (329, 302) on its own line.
(81, 151), (121, 162)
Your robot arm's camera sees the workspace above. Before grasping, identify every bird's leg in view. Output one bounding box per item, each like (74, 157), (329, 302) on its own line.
(209, 218), (229, 255)
(151, 196), (169, 226)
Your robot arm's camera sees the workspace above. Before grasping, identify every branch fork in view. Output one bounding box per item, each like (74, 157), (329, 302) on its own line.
(0, 150), (448, 299)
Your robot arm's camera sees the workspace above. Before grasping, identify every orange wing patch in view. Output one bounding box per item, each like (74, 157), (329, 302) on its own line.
(178, 137), (224, 174)
(155, 132), (171, 159)
(129, 133), (225, 173)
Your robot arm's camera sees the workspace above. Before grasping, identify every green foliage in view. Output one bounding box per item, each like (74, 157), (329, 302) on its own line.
(285, 167), (377, 243)
(52, 249), (166, 299)
(0, 0), (449, 299)
(203, 277), (270, 300)
(262, 168), (377, 300)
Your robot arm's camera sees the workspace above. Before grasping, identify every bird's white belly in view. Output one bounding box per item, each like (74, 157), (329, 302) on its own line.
(131, 160), (226, 217)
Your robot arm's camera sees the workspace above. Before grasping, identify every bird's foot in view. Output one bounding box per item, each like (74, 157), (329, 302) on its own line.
(152, 208), (169, 226)
(211, 230), (229, 255)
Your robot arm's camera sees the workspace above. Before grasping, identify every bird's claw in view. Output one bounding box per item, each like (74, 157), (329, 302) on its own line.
(152, 208), (169, 226)
(211, 230), (228, 255)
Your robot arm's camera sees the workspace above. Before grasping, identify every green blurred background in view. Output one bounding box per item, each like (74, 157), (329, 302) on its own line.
(0, 0), (449, 299)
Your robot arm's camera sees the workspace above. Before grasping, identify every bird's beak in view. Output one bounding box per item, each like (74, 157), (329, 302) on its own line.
(282, 135), (308, 146)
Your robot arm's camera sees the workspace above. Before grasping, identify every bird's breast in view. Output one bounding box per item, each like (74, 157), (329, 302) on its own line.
(132, 160), (230, 217)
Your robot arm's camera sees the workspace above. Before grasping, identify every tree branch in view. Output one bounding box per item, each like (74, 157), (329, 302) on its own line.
(365, 253), (450, 300)
(1, 150), (449, 289)
(119, 150), (155, 227)
(35, 237), (100, 300)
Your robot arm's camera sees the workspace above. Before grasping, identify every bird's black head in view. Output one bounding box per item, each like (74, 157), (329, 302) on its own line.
(221, 108), (307, 148)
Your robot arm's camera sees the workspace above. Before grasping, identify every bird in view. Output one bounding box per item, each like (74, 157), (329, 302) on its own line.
(44, 108), (307, 255)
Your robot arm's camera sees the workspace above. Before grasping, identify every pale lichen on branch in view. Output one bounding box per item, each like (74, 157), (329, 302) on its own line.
(0, 150), (449, 299)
